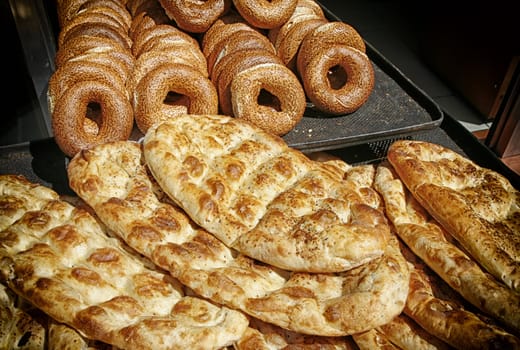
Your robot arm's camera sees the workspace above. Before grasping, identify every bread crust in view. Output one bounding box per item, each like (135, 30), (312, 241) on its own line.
(375, 162), (520, 339)
(387, 140), (520, 293)
(404, 257), (520, 350)
(0, 174), (248, 350)
(67, 139), (409, 336)
(352, 328), (401, 350)
(0, 283), (46, 349)
(234, 318), (356, 349)
(142, 115), (391, 273)
(378, 314), (450, 350)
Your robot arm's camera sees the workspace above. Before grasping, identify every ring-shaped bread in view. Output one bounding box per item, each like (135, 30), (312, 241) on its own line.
(293, 0), (325, 18)
(129, 12), (155, 41)
(54, 35), (133, 68)
(57, 12), (126, 48)
(202, 21), (259, 57)
(47, 60), (128, 114)
(133, 0), (174, 25)
(126, 0), (152, 16)
(133, 63), (218, 133)
(57, 0), (90, 27)
(213, 49), (283, 114)
(230, 63), (306, 135)
(206, 30), (275, 76)
(76, 0), (132, 28)
(232, 0), (298, 29)
(51, 80), (133, 158)
(158, 0), (232, 33)
(58, 0), (130, 27)
(267, 1), (325, 49)
(131, 23), (200, 57)
(58, 22), (132, 51)
(67, 49), (135, 83)
(297, 21), (366, 64)
(276, 17), (327, 71)
(298, 45), (374, 115)
(128, 48), (209, 100)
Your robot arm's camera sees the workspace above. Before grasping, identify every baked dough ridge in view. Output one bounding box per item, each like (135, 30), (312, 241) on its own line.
(0, 174), (248, 350)
(142, 115), (391, 273)
(387, 140), (520, 293)
(67, 140), (409, 336)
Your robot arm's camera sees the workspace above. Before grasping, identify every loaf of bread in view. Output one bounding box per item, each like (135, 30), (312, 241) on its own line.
(386, 140), (520, 294)
(142, 114), (391, 273)
(67, 139), (410, 336)
(375, 162), (520, 334)
(0, 174), (248, 350)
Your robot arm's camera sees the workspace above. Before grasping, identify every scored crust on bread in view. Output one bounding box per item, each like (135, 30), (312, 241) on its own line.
(356, 317), (446, 350)
(67, 140), (410, 336)
(1, 278), (114, 350)
(387, 140), (520, 293)
(142, 114), (391, 273)
(374, 163), (520, 334)
(47, 321), (117, 350)
(352, 328), (401, 350)
(0, 177), (58, 232)
(0, 174), (248, 350)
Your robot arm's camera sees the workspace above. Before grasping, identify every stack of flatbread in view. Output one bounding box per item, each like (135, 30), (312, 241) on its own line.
(0, 173), (248, 350)
(1, 114), (519, 349)
(373, 140), (520, 349)
(66, 115), (410, 337)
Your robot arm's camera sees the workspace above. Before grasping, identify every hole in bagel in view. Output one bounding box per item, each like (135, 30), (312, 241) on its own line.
(327, 65), (347, 90)
(164, 91), (190, 109)
(257, 89), (281, 112)
(85, 102), (102, 134)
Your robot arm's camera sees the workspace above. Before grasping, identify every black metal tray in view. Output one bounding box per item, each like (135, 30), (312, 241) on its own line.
(282, 2), (443, 152)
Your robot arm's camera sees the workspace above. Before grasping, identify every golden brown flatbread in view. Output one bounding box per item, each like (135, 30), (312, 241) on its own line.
(375, 159), (520, 335)
(0, 174), (248, 350)
(47, 321), (119, 350)
(142, 115), (390, 273)
(1, 280), (115, 350)
(404, 253), (520, 350)
(352, 328), (401, 350)
(387, 140), (520, 293)
(67, 140), (409, 336)
(375, 164), (520, 331)
(375, 161), (520, 346)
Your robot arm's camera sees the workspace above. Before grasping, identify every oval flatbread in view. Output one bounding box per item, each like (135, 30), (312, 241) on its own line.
(142, 114), (390, 273)
(387, 140), (520, 293)
(375, 162), (520, 342)
(67, 140), (409, 336)
(0, 174), (248, 350)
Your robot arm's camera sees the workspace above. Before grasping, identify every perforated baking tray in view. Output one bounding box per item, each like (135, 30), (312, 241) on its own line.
(283, 2), (443, 152)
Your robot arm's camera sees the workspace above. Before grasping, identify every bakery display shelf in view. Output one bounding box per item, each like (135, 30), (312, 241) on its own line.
(282, 2), (443, 153)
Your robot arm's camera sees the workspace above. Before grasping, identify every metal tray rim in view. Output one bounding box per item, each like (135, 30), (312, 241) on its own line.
(282, 1), (444, 153)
